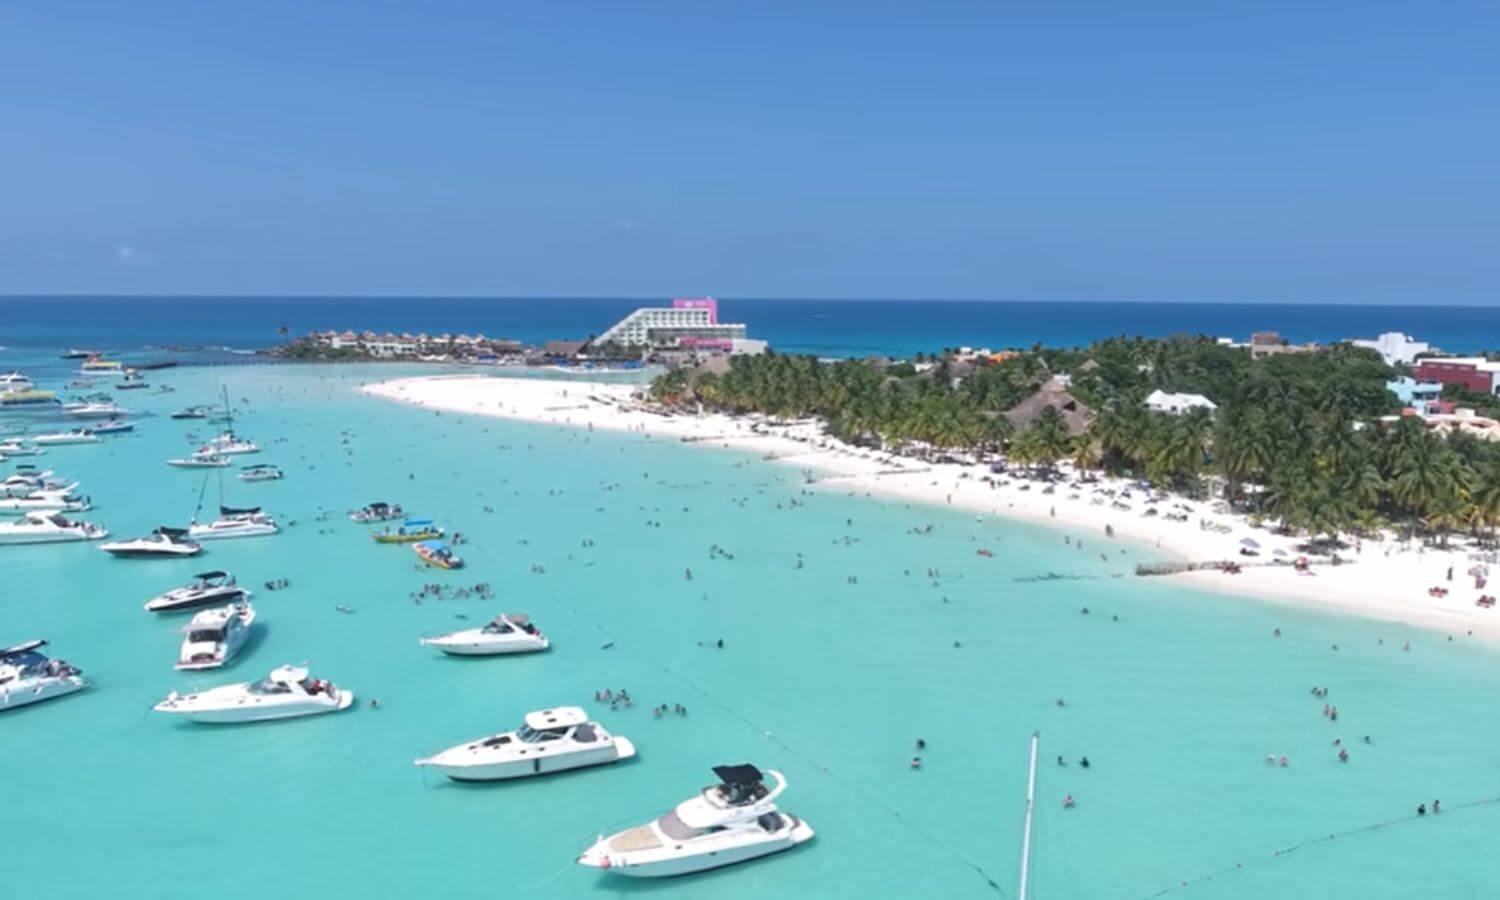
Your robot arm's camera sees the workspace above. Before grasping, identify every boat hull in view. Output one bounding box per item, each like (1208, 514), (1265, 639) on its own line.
(583, 818), (813, 877)
(0, 676), (88, 711)
(186, 525), (278, 541)
(0, 530), (102, 545)
(156, 691), (354, 723)
(424, 737), (635, 781)
(422, 636), (549, 656)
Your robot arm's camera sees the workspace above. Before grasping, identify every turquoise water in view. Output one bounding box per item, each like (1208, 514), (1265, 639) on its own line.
(6, 362), (1500, 899)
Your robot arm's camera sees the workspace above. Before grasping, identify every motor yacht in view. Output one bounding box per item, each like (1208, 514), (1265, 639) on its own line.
(372, 518), (443, 543)
(0, 372), (35, 390)
(171, 405), (211, 420)
(349, 501), (403, 523)
(93, 419), (134, 435)
(100, 527), (202, 558)
(63, 401), (129, 419)
(206, 431), (260, 455)
(175, 602), (257, 670)
(238, 464), (283, 482)
(167, 453), (231, 468)
(145, 570), (249, 612)
(577, 765), (814, 877)
(60, 349), (99, 359)
(0, 490), (90, 516)
(1, 470), (74, 496)
(0, 640), (88, 711)
(420, 613), (549, 656)
(152, 664), (354, 723)
(0, 439), (44, 456)
(415, 707), (634, 781)
(116, 370), (149, 390)
(187, 506), (278, 541)
(414, 539), (462, 569)
(0, 512), (108, 545)
(32, 429), (100, 446)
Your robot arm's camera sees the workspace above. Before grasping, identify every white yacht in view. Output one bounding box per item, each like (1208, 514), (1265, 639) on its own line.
(145, 571), (249, 613)
(31, 429), (100, 446)
(577, 765), (814, 877)
(166, 453), (231, 468)
(187, 506), (278, 541)
(238, 464), (283, 482)
(1, 471), (75, 497)
(420, 613), (549, 656)
(175, 602), (257, 670)
(0, 640), (88, 711)
(415, 707), (635, 781)
(349, 501), (403, 523)
(0, 372), (37, 390)
(0, 491), (90, 516)
(63, 401), (129, 419)
(206, 431), (260, 455)
(0, 439), (44, 456)
(100, 527), (202, 558)
(93, 419), (133, 435)
(153, 664), (354, 723)
(0, 512), (109, 545)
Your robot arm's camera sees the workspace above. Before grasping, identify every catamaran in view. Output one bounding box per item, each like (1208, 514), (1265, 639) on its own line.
(187, 506), (278, 541)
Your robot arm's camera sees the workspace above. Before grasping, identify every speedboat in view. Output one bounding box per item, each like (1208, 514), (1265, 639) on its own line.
(1, 470), (75, 496)
(421, 613), (549, 656)
(63, 401), (129, 418)
(93, 419), (134, 435)
(0, 640), (88, 711)
(101, 527), (202, 558)
(145, 570), (249, 612)
(175, 602), (257, 670)
(0, 490), (90, 516)
(32, 429), (100, 446)
(349, 501), (403, 523)
(166, 453), (230, 468)
(372, 518), (443, 543)
(152, 664), (354, 723)
(206, 431), (260, 455)
(0, 439), (43, 456)
(171, 405), (211, 420)
(414, 540), (462, 569)
(0, 512), (108, 544)
(577, 765), (814, 877)
(187, 507), (278, 541)
(415, 707), (634, 781)
(61, 349), (99, 359)
(116, 370), (149, 390)
(238, 464), (283, 482)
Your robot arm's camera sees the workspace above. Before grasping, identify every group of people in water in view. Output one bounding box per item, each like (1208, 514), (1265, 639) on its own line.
(408, 581), (493, 603)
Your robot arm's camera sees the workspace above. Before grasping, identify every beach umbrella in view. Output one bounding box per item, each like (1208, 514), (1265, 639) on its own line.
(1241, 538), (1261, 549)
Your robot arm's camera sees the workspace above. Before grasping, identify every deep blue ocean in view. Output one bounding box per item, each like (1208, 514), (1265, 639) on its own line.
(1, 296), (1496, 360)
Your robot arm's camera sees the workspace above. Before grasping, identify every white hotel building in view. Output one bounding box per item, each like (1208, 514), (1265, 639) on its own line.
(596, 298), (761, 352)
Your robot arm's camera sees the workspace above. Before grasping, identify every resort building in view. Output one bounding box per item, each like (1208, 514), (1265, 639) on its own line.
(1004, 376), (1093, 438)
(1350, 332), (1432, 366)
(1409, 357), (1500, 395)
(1386, 377), (1444, 416)
(596, 298), (751, 350)
(1144, 389), (1217, 416)
(1248, 331), (1322, 359)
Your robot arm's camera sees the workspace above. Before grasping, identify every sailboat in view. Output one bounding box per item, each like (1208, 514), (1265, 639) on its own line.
(186, 467), (278, 541)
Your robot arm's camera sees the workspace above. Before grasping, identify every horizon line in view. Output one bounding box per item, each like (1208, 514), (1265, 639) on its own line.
(0, 292), (1496, 309)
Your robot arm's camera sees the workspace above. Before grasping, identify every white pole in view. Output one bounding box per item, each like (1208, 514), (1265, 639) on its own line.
(1018, 731), (1040, 899)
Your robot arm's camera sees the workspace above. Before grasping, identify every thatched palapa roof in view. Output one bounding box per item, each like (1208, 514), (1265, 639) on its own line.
(1003, 376), (1093, 437)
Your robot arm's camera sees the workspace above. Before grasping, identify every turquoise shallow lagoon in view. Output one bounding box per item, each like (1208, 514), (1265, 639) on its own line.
(6, 362), (1500, 899)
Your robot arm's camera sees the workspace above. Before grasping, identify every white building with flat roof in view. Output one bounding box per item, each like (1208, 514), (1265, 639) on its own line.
(1349, 332), (1432, 366)
(1145, 389), (1217, 415)
(597, 298), (749, 349)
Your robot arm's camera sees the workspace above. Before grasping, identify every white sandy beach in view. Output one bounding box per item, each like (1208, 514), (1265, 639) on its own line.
(365, 373), (1500, 640)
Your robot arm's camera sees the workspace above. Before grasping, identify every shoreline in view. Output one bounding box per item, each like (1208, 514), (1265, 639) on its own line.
(363, 373), (1500, 642)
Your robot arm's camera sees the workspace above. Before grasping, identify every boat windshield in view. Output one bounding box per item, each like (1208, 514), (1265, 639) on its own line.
(482, 620), (513, 634)
(657, 811), (708, 841)
(516, 725), (566, 743)
(248, 677), (292, 695)
(187, 629), (225, 643)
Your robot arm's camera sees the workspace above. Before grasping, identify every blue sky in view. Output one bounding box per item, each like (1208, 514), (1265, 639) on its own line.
(1, 2), (1495, 303)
